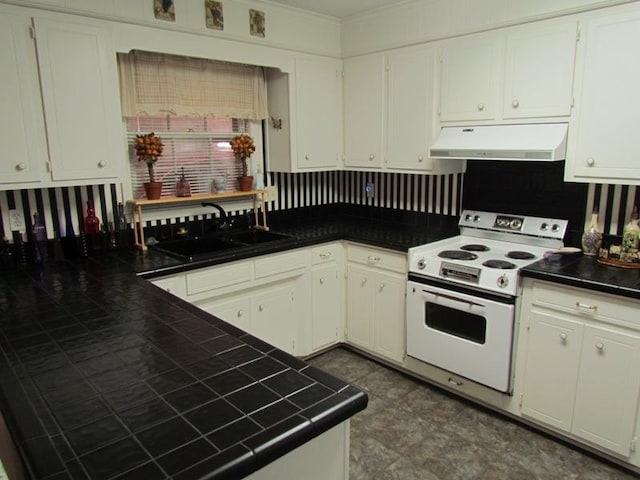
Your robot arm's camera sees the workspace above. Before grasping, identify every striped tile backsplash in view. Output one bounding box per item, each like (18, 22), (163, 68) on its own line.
(0, 171), (636, 242)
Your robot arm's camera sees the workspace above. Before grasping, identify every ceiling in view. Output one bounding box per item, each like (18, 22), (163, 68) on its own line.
(265, 0), (406, 19)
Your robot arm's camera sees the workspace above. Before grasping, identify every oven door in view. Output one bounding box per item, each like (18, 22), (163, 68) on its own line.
(406, 279), (515, 392)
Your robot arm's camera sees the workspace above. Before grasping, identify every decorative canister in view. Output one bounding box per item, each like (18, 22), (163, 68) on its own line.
(581, 211), (603, 256)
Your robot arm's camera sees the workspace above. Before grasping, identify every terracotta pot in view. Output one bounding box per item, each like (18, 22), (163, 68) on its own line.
(144, 181), (163, 200)
(238, 176), (254, 192)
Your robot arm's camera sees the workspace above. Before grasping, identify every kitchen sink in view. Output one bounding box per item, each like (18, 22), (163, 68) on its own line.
(152, 229), (295, 261)
(226, 230), (293, 245)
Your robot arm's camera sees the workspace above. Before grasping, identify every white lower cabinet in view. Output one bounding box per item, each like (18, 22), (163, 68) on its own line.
(201, 295), (251, 332)
(346, 244), (406, 364)
(310, 245), (344, 352)
(520, 279), (640, 457)
(251, 283), (297, 353)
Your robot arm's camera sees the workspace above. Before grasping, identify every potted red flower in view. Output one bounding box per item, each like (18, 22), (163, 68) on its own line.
(230, 133), (255, 191)
(134, 132), (164, 199)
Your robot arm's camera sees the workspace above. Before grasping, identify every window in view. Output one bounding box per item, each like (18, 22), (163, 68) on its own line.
(126, 116), (250, 199)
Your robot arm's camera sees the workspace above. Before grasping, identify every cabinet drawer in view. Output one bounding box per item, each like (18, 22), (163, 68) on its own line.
(186, 262), (253, 295)
(347, 244), (406, 273)
(254, 249), (308, 279)
(531, 281), (640, 329)
(311, 243), (342, 265)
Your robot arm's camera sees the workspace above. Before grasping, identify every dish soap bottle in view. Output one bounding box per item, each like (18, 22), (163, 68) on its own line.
(581, 209), (603, 256)
(621, 206), (639, 263)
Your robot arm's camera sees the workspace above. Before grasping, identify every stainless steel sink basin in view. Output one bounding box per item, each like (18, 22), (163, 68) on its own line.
(152, 229), (294, 261)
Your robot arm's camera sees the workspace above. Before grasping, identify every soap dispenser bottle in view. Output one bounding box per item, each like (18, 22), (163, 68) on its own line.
(621, 206), (640, 263)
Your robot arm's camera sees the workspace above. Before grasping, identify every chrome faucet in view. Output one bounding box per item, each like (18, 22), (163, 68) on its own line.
(202, 202), (229, 230)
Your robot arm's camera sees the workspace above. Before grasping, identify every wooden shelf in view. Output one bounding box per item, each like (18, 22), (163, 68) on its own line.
(128, 189), (270, 251)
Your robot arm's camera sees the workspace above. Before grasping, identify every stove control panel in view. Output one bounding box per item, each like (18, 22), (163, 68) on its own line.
(458, 210), (568, 241)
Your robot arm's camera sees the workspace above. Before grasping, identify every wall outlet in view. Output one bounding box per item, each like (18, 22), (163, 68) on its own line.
(365, 183), (375, 198)
(263, 185), (278, 202)
(8, 209), (25, 232)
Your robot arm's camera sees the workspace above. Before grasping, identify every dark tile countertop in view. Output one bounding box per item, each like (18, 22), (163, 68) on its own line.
(521, 253), (640, 300)
(0, 212), (458, 480)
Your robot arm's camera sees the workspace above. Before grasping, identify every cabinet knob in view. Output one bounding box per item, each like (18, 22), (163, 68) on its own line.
(512, 99), (520, 108)
(418, 155), (424, 162)
(586, 157), (595, 166)
(320, 277), (325, 284)
(237, 310), (243, 317)
(98, 160), (107, 168)
(368, 256), (381, 263)
(305, 154), (310, 160)
(319, 252), (332, 259)
(559, 332), (567, 342)
(369, 154), (375, 161)
(361, 278), (367, 286)
(595, 341), (605, 351)
(477, 103), (485, 111)
(16, 162), (26, 171)
(259, 304), (264, 312)
(379, 282), (385, 291)
(575, 302), (597, 313)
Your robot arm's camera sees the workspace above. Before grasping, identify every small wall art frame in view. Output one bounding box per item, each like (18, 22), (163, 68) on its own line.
(154, 0), (175, 21)
(249, 9), (265, 38)
(205, 1), (223, 30)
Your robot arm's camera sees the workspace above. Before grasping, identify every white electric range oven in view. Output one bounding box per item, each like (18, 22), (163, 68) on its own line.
(406, 210), (568, 393)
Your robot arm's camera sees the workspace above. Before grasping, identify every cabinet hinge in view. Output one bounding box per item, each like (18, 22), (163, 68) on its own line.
(45, 161), (52, 173)
(29, 25), (35, 39)
(576, 27), (581, 42)
(519, 393), (523, 407)
(631, 437), (637, 452)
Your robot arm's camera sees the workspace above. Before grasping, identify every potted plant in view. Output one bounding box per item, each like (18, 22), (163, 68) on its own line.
(134, 132), (164, 199)
(230, 133), (256, 191)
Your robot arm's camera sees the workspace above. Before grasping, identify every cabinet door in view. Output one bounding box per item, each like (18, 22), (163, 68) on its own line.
(346, 265), (374, 349)
(252, 284), (296, 354)
(0, 12), (46, 186)
(295, 57), (342, 169)
(206, 296), (252, 332)
(311, 263), (341, 351)
(568, 7), (640, 182)
(33, 17), (123, 182)
(373, 271), (405, 363)
(343, 54), (384, 168)
(386, 46), (437, 171)
(521, 310), (583, 431)
(502, 19), (577, 119)
(571, 325), (640, 456)
(440, 31), (502, 123)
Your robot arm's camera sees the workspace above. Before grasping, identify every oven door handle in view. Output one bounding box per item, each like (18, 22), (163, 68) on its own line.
(422, 289), (485, 309)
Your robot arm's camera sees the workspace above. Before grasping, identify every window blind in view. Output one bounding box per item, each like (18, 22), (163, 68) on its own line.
(127, 116), (249, 199)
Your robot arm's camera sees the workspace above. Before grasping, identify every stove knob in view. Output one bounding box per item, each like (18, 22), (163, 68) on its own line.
(464, 214), (472, 222)
(473, 215), (480, 223)
(551, 223), (561, 232)
(417, 258), (426, 270)
(540, 222), (549, 231)
(497, 275), (509, 289)
(510, 219), (522, 229)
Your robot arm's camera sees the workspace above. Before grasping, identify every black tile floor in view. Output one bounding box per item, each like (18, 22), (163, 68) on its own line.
(308, 347), (638, 480)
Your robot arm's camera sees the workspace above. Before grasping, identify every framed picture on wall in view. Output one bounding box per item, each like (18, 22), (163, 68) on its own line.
(205, 1), (223, 30)
(154, 0), (175, 22)
(249, 9), (265, 38)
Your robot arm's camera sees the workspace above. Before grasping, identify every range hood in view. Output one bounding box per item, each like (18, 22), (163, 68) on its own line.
(429, 123), (568, 161)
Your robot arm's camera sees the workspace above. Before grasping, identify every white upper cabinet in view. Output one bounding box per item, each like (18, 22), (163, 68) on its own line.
(502, 19), (577, 119)
(343, 54), (385, 169)
(440, 18), (577, 125)
(294, 57), (342, 170)
(386, 45), (437, 171)
(344, 46), (464, 174)
(266, 56), (342, 172)
(0, 10), (47, 188)
(33, 17), (124, 182)
(565, 3), (640, 184)
(440, 31), (502, 123)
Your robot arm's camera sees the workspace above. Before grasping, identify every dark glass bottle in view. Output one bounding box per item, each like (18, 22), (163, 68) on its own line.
(32, 212), (47, 265)
(117, 203), (130, 250)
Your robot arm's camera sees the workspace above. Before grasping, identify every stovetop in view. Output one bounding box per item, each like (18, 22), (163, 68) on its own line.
(408, 210), (568, 297)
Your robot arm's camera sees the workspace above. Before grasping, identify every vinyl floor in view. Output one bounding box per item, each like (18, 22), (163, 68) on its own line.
(308, 347), (638, 480)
